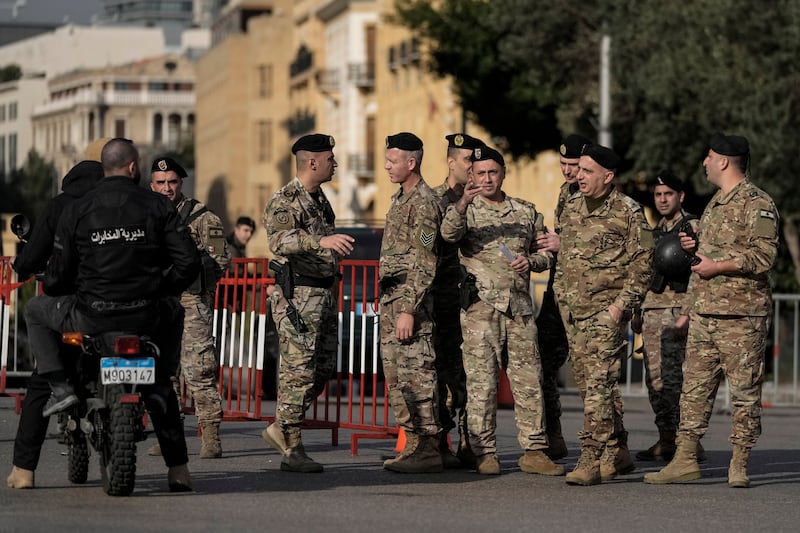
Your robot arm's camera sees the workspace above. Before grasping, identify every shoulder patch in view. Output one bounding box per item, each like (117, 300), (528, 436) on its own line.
(754, 207), (778, 238)
(271, 210), (294, 230)
(640, 224), (654, 248)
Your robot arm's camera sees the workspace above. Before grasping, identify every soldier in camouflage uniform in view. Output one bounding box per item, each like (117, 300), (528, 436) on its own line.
(632, 172), (700, 462)
(380, 132), (443, 474)
(431, 132), (485, 468)
(535, 133), (591, 460)
(150, 157), (229, 459)
(441, 145), (564, 477)
(645, 133), (779, 488)
(261, 134), (354, 473)
(554, 145), (654, 486)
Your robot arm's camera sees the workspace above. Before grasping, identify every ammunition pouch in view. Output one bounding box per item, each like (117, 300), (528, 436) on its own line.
(459, 272), (479, 311)
(187, 252), (223, 296)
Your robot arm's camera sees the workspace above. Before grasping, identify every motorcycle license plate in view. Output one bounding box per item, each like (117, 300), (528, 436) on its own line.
(100, 358), (155, 385)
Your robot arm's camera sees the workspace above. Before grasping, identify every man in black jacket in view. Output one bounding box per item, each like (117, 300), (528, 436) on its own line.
(20, 138), (200, 491)
(7, 145), (105, 490)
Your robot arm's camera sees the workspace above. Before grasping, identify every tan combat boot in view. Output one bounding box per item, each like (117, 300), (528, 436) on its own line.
(439, 433), (461, 469)
(7, 466), (34, 489)
(384, 432), (419, 468)
(167, 463), (193, 492)
(545, 419), (568, 460)
(475, 454), (501, 475)
(566, 446), (601, 486)
(696, 440), (707, 462)
(199, 422), (222, 459)
(282, 432), (323, 473)
(383, 435), (444, 474)
(643, 437), (701, 484)
(519, 450), (565, 476)
(600, 442), (635, 481)
(261, 422), (288, 456)
(728, 446), (751, 488)
(636, 430), (676, 461)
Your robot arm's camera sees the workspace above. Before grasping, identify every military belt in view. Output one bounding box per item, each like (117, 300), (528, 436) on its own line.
(294, 273), (335, 289)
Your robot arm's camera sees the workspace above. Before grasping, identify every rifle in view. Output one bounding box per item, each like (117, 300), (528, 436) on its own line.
(268, 259), (308, 333)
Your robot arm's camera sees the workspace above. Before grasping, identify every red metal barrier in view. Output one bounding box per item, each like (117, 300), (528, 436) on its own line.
(0, 256), (32, 410)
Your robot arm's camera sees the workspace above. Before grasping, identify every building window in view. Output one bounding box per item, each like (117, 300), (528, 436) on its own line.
(0, 104), (5, 122)
(149, 82), (168, 92)
(8, 133), (16, 171)
(0, 135), (5, 177)
(153, 113), (163, 143)
(257, 120), (272, 162)
(258, 64), (272, 98)
(115, 118), (126, 138)
(8, 102), (17, 120)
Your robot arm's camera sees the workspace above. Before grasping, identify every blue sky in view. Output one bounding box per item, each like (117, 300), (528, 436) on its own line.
(0, 0), (103, 24)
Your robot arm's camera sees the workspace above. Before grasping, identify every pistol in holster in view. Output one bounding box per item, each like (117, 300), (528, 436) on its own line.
(268, 259), (308, 333)
(459, 272), (480, 311)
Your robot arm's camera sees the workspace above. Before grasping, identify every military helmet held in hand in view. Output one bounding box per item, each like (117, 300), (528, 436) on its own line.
(653, 233), (694, 275)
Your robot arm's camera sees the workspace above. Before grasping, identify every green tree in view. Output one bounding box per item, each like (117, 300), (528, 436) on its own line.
(0, 63), (22, 82)
(3, 149), (58, 222)
(393, 0), (800, 291)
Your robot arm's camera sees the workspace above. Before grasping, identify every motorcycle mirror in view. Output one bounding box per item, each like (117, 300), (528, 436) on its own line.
(10, 214), (31, 242)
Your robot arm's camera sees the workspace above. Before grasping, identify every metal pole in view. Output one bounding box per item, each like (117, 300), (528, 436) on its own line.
(599, 33), (612, 148)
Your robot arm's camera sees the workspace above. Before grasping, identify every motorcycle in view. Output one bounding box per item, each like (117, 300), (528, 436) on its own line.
(11, 214), (159, 496)
(58, 331), (158, 496)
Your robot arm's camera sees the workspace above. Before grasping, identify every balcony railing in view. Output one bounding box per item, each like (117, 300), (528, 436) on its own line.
(348, 153), (374, 178)
(347, 63), (375, 89)
(316, 68), (340, 93)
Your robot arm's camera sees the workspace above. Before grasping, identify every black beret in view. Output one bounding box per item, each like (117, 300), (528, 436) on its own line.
(559, 134), (592, 159)
(235, 216), (256, 229)
(386, 132), (423, 151)
(291, 133), (335, 154)
(471, 145), (505, 167)
(445, 133), (484, 150)
(654, 171), (684, 192)
(709, 132), (749, 157)
(582, 144), (620, 170)
(151, 156), (187, 178)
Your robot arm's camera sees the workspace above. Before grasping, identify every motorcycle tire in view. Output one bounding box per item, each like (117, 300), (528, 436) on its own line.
(99, 385), (138, 496)
(67, 431), (90, 484)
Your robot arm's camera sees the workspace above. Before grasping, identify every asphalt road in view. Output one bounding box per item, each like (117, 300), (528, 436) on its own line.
(1, 393), (799, 533)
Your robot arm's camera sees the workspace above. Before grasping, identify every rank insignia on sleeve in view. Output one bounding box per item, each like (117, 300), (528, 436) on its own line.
(418, 227), (436, 249)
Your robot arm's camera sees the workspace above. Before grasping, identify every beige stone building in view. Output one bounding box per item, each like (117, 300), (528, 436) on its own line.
(31, 54), (196, 181)
(195, 0), (563, 259)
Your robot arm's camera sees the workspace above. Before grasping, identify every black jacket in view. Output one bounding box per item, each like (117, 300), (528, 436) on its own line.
(13, 161), (104, 280)
(44, 175), (200, 315)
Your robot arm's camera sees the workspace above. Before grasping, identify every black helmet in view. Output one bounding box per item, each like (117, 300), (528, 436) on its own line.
(653, 233), (694, 275)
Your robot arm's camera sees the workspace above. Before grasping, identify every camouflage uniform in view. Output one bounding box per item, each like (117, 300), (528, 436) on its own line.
(441, 194), (553, 456)
(553, 187), (653, 450)
(380, 178), (441, 437)
(536, 181), (574, 433)
(679, 180), (778, 449)
(431, 180), (467, 440)
(176, 194), (229, 426)
(640, 210), (698, 436)
(263, 177), (339, 441)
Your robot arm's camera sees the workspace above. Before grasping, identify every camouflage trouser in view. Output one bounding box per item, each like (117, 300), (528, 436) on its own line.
(179, 293), (223, 425)
(536, 289), (569, 429)
(380, 298), (439, 436)
(432, 289), (467, 434)
(461, 300), (546, 455)
(271, 286), (337, 438)
(678, 312), (768, 448)
(641, 306), (686, 433)
(563, 309), (627, 447)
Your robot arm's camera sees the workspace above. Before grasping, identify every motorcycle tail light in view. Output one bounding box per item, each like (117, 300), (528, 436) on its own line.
(62, 332), (84, 346)
(114, 336), (141, 355)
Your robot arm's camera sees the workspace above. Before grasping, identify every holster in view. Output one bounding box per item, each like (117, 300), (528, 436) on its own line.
(459, 272), (479, 311)
(187, 252), (222, 296)
(268, 259), (307, 333)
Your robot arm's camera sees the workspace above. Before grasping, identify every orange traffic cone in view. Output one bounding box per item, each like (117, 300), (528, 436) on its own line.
(393, 428), (407, 453)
